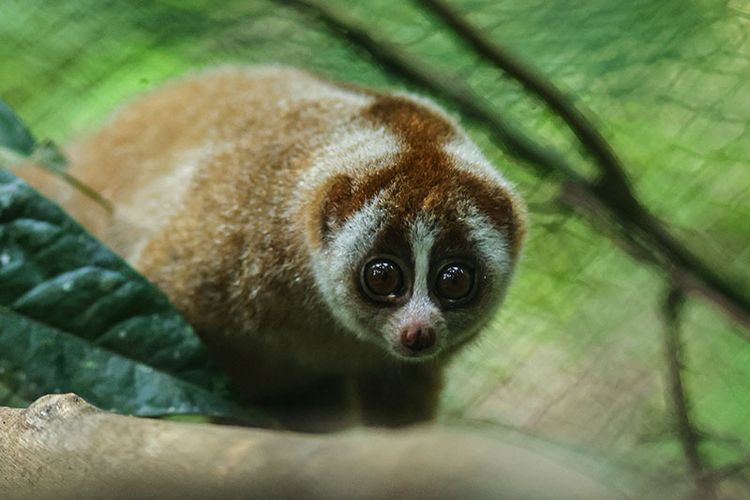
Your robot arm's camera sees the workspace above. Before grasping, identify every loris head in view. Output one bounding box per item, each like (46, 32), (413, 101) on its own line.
(303, 93), (526, 362)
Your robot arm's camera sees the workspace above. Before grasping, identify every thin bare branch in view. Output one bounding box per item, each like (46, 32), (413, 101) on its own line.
(662, 287), (717, 500)
(708, 454), (750, 482)
(560, 183), (750, 342)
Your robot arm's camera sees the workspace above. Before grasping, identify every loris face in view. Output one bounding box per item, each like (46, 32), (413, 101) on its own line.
(304, 95), (525, 362)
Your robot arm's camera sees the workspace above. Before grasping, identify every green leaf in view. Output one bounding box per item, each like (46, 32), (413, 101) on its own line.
(0, 169), (263, 423)
(0, 99), (36, 156)
(0, 308), (256, 418)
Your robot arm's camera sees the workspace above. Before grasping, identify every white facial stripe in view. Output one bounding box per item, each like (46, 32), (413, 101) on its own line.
(409, 217), (438, 299)
(380, 217), (444, 346)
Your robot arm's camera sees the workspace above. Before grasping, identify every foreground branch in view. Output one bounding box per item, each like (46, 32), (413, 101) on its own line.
(277, 0), (750, 332)
(1, 394), (624, 499)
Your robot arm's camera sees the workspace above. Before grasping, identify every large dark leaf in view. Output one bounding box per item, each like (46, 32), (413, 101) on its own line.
(0, 168), (261, 422)
(0, 308), (255, 418)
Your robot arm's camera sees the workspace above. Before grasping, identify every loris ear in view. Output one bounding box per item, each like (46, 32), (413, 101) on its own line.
(311, 174), (355, 246)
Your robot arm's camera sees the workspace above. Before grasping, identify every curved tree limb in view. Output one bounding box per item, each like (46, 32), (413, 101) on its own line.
(276, 0), (750, 333)
(0, 394), (625, 499)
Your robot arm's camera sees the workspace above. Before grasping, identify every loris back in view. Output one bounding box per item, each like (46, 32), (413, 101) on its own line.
(21, 67), (526, 427)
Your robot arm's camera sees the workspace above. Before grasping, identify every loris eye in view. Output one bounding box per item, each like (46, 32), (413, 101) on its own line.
(435, 263), (476, 304)
(361, 258), (405, 302)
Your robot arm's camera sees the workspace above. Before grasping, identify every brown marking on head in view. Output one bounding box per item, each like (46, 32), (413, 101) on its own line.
(365, 96), (522, 254)
(311, 94), (525, 257)
(311, 173), (355, 246)
(362, 96), (455, 146)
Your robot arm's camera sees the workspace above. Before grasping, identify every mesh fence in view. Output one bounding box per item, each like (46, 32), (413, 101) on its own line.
(1, 0), (748, 496)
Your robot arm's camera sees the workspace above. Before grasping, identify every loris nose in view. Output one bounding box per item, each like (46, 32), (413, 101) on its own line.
(400, 324), (436, 352)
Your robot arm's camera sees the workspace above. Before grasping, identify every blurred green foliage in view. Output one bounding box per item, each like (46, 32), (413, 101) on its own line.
(1, 0), (748, 495)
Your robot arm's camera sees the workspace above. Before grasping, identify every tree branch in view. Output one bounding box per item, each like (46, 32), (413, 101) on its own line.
(0, 394), (624, 499)
(708, 454), (750, 482)
(662, 287), (717, 500)
(560, 182), (750, 342)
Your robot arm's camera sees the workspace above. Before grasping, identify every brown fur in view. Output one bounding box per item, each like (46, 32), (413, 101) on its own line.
(324, 96), (523, 258)
(17, 67), (525, 428)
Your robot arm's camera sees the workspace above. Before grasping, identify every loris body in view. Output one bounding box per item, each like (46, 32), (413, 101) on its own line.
(21, 67), (526, 426)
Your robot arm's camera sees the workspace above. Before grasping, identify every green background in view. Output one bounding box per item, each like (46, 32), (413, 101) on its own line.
(1, 0), (748, 496)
